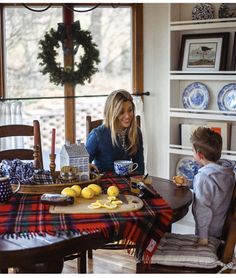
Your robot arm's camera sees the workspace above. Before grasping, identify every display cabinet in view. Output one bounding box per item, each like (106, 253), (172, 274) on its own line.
(168, 3), (236, 178)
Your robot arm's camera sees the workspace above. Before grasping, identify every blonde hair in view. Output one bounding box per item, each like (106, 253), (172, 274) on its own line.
(104, 89), (139, 155)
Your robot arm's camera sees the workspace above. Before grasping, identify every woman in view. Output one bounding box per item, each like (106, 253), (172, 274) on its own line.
(86, 89), (144, 174)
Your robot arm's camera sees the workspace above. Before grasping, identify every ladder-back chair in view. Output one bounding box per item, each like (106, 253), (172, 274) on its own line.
(0, 120), (43, 169)
(136, 183), (236, 273)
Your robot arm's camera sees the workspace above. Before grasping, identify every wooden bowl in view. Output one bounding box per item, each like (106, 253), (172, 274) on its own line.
(12, 172), (101, 195)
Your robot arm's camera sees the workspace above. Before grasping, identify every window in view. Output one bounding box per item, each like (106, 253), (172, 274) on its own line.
(0, 4), (143, 169)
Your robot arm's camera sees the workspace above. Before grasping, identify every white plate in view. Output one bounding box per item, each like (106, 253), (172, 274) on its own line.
(217, 83), (236, 111)
(182, 82), (210, 110)
(176, 156), (201, 181)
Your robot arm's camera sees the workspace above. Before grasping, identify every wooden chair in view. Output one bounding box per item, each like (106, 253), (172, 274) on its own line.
(86, 115), (141, 260)
(136, 183), (236, 273)
(86, 115), (141, 138)
(0, 120), (43, 169)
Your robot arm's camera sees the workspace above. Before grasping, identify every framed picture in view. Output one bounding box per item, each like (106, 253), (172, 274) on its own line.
(230, 32), (236, 70)
(178, 33), (229, 71)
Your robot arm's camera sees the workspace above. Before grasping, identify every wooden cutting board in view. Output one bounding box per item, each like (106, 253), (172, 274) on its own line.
(49, 194), (143, 214)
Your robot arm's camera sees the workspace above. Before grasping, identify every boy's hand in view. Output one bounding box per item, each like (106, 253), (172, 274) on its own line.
(172, 175), (188, 187)
(192, 238), (208, 248)
(197, 238), (208, 246)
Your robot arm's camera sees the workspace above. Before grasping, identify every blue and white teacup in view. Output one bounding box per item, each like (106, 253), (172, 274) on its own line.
(114, 160), (138, 176)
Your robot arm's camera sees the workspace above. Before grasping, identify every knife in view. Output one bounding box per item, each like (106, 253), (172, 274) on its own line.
(119, 194), (128, 204)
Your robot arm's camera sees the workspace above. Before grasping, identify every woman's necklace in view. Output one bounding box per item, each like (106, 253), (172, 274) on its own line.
(117, 128), (128, 151)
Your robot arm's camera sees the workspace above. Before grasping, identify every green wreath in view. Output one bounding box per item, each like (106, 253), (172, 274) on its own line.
(37, 21), (100, 86)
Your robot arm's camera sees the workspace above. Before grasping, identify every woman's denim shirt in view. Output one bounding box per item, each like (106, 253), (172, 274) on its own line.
(86, 125), (144, 174)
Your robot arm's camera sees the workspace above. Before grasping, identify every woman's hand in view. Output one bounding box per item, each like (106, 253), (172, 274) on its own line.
(89, 163), (99, 173)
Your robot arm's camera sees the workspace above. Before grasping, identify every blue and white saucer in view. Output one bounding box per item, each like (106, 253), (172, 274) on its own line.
(182, 82), (210, 110)
(176, 156), (201, 181)
(217, 83), (236, 111)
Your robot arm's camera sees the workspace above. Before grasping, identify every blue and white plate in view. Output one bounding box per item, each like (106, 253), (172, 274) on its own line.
(182, 82), (210, 110)
(176, 156), (201, 181)
(217, 83), (236, 111)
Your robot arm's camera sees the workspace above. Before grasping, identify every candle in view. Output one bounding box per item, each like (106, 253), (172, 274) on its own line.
(51, 128), (56, 155)
(33, 121), (38, 146)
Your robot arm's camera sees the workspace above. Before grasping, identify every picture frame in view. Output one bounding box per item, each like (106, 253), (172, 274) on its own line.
(178, 33), (229, 71)
(230, 32), (236, 70)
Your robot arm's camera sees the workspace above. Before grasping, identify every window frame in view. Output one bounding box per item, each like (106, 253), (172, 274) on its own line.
(0, 3), (143, 142)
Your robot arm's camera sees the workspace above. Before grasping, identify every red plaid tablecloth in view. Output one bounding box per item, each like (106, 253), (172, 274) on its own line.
(0, 174), (172, 263)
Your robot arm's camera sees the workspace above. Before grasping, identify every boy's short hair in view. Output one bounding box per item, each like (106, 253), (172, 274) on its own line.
(190, 127), (222, 162)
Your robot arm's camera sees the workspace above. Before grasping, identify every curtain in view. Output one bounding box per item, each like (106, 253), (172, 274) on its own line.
(0, 101), (23, 150)
(133, 96), (148, 173)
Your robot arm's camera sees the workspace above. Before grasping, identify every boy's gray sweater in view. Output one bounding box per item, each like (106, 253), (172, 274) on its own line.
(192, 159), (235, 239)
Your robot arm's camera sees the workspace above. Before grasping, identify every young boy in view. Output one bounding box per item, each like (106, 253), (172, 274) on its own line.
(177, 127), (235, 245)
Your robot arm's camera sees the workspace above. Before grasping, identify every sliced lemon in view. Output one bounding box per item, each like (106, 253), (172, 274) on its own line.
(103, 202), (118, 210)
(111, 200), (123, 205)
(88, 203), (102, 209)
(91, 200), (103, 206)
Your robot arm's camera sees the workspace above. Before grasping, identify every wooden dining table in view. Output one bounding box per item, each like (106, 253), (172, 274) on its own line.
(0, 174), (192, 273)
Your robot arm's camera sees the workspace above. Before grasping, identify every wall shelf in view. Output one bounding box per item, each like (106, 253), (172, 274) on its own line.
(170, 72), (236, 80)
(171, 18), (236, 31)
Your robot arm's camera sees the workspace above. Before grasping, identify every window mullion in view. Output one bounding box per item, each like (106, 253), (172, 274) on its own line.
(132, 3), (143, 96)
(63, 4), (76, 144)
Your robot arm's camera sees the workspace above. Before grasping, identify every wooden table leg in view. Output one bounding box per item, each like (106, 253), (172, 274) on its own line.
(77, 251), (87, 273)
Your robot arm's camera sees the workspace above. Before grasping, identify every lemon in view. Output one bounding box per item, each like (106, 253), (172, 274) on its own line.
(61, 187), (77, 197)
(81, 187), (95, 199)
(87, 184), (102, 195)
(103, 201), (118, 210)
(71, 185), (82, 197)
(107, 185), (119, 197)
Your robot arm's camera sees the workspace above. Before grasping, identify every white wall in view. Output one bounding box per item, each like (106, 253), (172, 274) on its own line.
(143, 4), (170, 178)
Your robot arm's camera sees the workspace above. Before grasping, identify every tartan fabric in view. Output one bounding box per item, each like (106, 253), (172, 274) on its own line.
(0, 173), (172, 263)
(32, 170), (54, 184)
